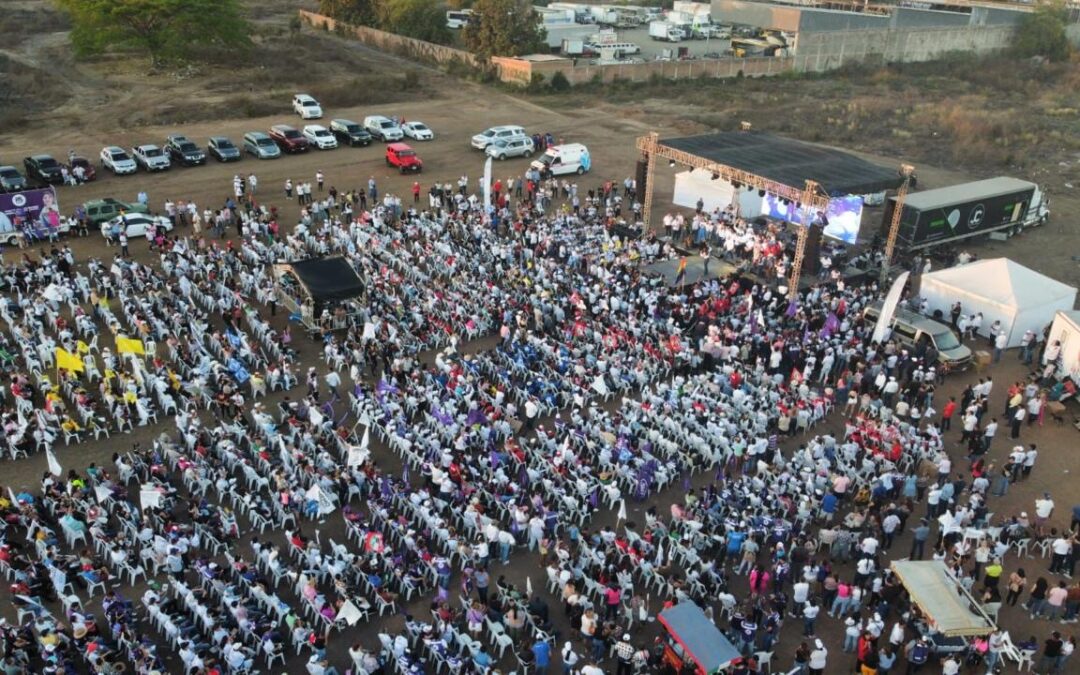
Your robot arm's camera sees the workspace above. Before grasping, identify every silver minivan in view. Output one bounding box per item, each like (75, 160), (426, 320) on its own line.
(471, 125), (526, 150)
(863, 302), (972, 370)
(243, 132), (281, 159)
(486, 136), (534, 160)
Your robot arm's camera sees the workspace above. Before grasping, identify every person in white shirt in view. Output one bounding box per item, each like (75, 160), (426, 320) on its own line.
(808, 639), (828, 675)
(1034, 493), (1054, 534)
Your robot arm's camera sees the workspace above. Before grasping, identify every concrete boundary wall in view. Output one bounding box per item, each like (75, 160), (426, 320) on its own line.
(299, 10), (1016, 87)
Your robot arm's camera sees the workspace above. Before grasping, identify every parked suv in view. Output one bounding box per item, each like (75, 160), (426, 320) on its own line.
(862, 302), (972, 370)
(99, 146), (137, 175)
(207, 136), (241, 162)
(471, 125), (526, 150)
(243, 132), (281, 159)
(269, 124), (309, 153)
(329, 119), (373, 147)
(385, 143), (422, 173)
(364, 115), (403, 142)
(0, 166), (28, 192)
(486, 136), (534, 160)
(165, 135), (206, 166)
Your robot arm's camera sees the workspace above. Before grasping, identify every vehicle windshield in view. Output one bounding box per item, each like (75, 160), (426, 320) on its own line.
(478, 129), (496, 138)
(257, 138), (276, 147)
(380, 121), (395, 129)
(38, 157), (58, 167)
(112, 152), (129, 161)
(144, 148), (162, 157)
(179, 142), (198, 152)
(412, 124), (428, 130)
(0, 168), (18, 177)
(216, 140), (235, 149)
(932, 330), (962, 350)
(283, 130), (301, 139)
(314, 130), (330, 137)
(397, 150), (416, 157)
(345, 124), (362, 133)
(303, 100), (319, 107)
(537, 153), (555, 166)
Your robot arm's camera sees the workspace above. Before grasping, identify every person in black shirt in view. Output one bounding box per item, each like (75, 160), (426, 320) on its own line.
(1037, 631), (1063, 674)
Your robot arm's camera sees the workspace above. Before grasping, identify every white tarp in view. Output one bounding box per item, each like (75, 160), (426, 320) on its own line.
(919, 258), (1076, 348)
(873, 271), (910, 344)
(891, 560), (995, 637)
(1048, 310), (1080, 380)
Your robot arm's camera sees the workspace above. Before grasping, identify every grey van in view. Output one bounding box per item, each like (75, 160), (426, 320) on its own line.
(243, 132), (281, 159)
(863, 302), (972, 370)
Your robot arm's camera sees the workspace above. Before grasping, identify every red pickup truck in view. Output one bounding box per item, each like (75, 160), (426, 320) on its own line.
(385, 143), (422, 173)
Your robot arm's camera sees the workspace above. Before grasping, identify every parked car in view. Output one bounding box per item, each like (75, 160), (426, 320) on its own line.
(242, 132), (281, 159)
(385, 143), (422, 173)
(131, 145), (171, 172)
(23, 155), (64, 184)
(471, 125), (526, 150)
(293, 94), (323, 119)
(207, 136), (241, 162)
(269, 124), (310, 153)
(165, 135), (207, 166)
(329, 119), (372, 147)
(83, 198), (149, 225)
(364, 115), (404, 142)
(65, 156), (97, 182)
(402, 121), (434, 141)
(486, 136), (535, 160)
(0, 166), (28, 192)
(302, 125), (338, 150)
(101, 213), (174, 239)
(99, 146), (138, 175)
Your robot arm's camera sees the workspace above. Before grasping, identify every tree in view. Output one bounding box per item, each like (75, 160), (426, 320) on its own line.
(1012, 1), (1072, 62)
(463, 0), (548, 60)
(318, 0), (377, 25)
(55, 0), (250, 66)
(375, 0), (452, 43)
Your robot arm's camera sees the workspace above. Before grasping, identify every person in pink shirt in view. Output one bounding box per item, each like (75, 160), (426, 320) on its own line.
(1046, 580), (1069, 621)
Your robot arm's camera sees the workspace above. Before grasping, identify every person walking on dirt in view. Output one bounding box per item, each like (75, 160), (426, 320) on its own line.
(284, 178), (292, 199)
(316, 171), (325, 192)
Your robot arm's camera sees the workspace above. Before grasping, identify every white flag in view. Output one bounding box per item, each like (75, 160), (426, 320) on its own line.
(359, 426), (370, 451)
(363, 322), (376, 340)
(46, 448), (63, 477)
(526, 576), (533, 597)
(49, 567), (67, 594)
(483, 156), (493, 210)
(617, 499), (627, 523)
(655, 539), (665, 566)
(872, 271), (910, 344)
(337, 599), (364, 626)
(139, 488), (162, 511)
(347, 445), (368, 468)
(94, 485), (112, 504)
(592, 376), (609, 396)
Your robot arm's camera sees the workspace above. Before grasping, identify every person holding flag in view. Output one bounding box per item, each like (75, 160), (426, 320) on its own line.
(673, 257), (688, 287)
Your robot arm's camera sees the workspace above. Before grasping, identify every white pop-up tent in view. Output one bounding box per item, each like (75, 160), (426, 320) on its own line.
(919, 258), (1077, 348)
(1048, 310), (1080, 380)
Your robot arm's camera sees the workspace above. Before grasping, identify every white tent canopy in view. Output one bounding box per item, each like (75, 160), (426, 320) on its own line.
(1048, 310), (1080, 380)
(919, 258), (1077, 348)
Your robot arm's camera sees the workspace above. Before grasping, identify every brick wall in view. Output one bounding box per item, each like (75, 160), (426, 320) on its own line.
(298, 10), (479, 69)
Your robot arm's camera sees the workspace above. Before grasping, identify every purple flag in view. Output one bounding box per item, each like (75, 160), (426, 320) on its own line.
(402, 463), (410, 483)
(432, 406), (453, 426)
(376, 379), (398, 396)
(682, 471), (692, 491)
(589, 488), (599, 509)
(490, 450), (499, 469)
(466, 408), (489, 427)
(785, 300), (798, 318)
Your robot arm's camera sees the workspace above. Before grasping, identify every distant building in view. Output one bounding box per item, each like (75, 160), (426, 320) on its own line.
(711, 0), (1045, 65)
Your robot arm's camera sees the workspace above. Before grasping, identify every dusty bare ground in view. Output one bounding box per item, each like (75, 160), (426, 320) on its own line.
(0, 2), (1078, 672)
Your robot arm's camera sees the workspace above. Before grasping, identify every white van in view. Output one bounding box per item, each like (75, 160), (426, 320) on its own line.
(531, 143), (591, 177)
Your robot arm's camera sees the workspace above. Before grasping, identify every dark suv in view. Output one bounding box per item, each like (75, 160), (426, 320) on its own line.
(269, 124), (309, 153)
(165, 135), (206, 166)
(330, 119), (373, 147)
(23, 155), (64, 185)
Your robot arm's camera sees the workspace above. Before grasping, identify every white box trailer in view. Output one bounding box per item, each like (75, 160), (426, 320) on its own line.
(649, 21), (684, 41)
(544, 23), (594, 49)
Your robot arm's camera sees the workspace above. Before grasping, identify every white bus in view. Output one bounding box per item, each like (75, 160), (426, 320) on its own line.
(446, 9), (473, 29)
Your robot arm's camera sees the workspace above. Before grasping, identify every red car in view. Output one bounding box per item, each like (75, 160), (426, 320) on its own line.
(269, 124), (310, 153)
(67, 156), (97, 182)
(385, 142), (422, 173)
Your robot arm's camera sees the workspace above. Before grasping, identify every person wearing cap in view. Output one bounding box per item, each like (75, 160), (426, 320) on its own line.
(614, 633), (635, 675)
(808, 639), (828, 675)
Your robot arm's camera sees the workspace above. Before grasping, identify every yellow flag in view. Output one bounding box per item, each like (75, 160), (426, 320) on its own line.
(55, 348), (84, 373)
(76, 340), (90, 354)
(116, 336), (145, 355)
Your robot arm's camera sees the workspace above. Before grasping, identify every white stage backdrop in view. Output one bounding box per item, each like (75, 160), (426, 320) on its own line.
(672, 171), (736, 213)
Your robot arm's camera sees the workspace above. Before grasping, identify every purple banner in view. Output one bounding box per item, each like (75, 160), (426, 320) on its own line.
(0, 188), (59, 233)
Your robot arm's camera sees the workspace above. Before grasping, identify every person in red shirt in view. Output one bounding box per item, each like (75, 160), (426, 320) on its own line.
(941, 397), (957, 431)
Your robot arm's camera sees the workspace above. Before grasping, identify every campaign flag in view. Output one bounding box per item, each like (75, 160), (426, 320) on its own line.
(46, 448), (63, 477)
(139, 488), (162, 511)
(617, 499), (627, 523)
(76, 340), (91, 355)
(785, 300), (799, 318)
(362, 322), (376, 340)
(94, 484), (112, 504)
(591, 376), (609, 397)
(872, 271), (909, 344)
(655, 539), (665, 566)
(347, 444), (368, 467)
(432, 406), (453, 426)
(338, 600), (365, 626)
(466, 408), (488, 427)
(526, 576), (533, 597)
(673, 257), (688, 287)
(116, 336), (145, 355)
(55, 348), (84, 373)
(483, 156), (494, 210)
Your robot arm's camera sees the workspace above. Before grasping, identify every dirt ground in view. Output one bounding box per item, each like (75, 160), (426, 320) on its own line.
(0, 2), (1079, 674)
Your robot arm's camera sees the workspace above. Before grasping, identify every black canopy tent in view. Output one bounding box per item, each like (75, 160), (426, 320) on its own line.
(273, 257), (365, 330)
(662, 132), (902, 197)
